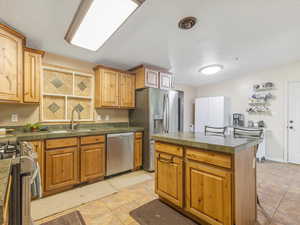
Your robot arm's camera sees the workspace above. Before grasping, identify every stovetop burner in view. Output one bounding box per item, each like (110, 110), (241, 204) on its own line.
(0, 137), (19, 159)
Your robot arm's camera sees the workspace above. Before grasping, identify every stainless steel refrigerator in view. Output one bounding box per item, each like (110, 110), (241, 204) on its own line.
(129, 88), (184, 171)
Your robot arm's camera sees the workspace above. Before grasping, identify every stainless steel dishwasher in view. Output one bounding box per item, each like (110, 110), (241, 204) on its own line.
(106, 133), (134, 176)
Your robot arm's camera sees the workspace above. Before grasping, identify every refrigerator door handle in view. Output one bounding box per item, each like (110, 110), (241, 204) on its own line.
(163, 94), (167, 133)
(166, 94), (170, 133)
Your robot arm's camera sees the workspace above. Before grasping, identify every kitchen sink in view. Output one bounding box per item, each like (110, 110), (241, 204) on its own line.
(75, 129), (92, 132)
(50, 130), (69, 134)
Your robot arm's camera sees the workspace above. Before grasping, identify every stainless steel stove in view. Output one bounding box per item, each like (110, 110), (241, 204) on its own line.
(0, 136), (19, 159)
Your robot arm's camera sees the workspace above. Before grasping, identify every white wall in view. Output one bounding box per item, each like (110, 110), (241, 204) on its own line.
(175, 84), (197, 132)
(196, 61), (300, 162)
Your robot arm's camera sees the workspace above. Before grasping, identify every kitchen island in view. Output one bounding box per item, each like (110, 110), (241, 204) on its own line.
(152, 132), (262, 225)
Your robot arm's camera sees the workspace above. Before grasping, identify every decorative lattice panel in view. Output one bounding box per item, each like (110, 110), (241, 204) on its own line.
(74, 74), (92, 97)
(67, 98), (92, 120)
(43, 96), (66, 120)
(43, 69), (73, 95)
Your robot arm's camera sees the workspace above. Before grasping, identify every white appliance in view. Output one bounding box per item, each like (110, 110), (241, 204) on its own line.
(195, 96), (230, 132)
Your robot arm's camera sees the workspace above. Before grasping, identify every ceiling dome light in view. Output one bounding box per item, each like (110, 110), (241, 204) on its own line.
(200, 65), (223, 75)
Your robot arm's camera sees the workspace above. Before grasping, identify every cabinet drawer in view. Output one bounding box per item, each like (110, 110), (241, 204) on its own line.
(135, 132), (143, 139)
(155, 142), (183, 157)
(186, 148), (231, 169)
(80, 135), (105, 145)
(46, 138), (78, 149)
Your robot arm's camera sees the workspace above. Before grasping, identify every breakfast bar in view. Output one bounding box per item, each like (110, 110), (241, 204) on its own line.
(152, 132), (262, 225)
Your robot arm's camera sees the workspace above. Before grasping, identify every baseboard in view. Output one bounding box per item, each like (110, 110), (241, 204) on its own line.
(265, 157), (285, 163)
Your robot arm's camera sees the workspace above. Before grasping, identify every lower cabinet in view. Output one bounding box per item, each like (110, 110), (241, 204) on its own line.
(134, 132), (143, 169)
(155, 152), (183, 207)
(185, 160), (232, 225)
(80, 143), (105, 182)
(45, 147), (78, 192)
(155, 141), (234, 225)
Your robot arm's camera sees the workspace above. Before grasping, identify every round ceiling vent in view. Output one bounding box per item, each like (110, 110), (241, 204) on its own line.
(178, 17), (197, 30)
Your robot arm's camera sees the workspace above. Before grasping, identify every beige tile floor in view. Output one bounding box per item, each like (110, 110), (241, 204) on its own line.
(36, 161), (300, 225)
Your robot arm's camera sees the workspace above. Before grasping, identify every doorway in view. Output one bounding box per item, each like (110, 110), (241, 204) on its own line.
(288, 81), (300, 164)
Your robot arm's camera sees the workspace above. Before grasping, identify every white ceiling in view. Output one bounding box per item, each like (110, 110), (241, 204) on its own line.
(1, 0), (300, 86)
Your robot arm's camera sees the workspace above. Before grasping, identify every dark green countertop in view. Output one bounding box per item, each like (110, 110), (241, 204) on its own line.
(0, 127), (144, 141)
(152, 132), (261, 154)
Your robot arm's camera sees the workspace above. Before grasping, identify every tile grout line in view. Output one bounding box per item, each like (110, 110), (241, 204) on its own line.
(268, 182), (291, 224)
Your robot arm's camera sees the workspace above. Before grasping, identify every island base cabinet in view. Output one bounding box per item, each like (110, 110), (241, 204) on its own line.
(155, 152), (183, 207)
(45, 147), (78, 192)
(185, 160), (232, 225)
(80, 143), (105, 182)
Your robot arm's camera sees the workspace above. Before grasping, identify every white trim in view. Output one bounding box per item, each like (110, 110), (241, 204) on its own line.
(283, 80), (289, 162)
(285, 80), (300, 163)
(43, 66), (93, 77)
(43, 93), (92, 99)
(265, 157), (285, 163)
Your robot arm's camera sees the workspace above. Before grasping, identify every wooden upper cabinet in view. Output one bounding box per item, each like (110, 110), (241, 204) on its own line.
(130, 65), (159, 89)
(119, 73), (135, 108)
(129, 65), (175, 90)
(95, 67), (119, 108)
(159, 72), (173, 90)
(94, 65), (136, 108)
(23, 48), (44, 103)
(0, 24), (25, 102)
(145, 68), (159, 88)
(185, 160), (232, 225)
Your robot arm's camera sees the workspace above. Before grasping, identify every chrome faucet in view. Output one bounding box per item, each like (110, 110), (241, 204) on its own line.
(70, 107), (81, 130)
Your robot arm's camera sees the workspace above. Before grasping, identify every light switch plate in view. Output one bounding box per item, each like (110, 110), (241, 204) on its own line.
(97, 115), (102, 120)
(105, 115), (110, 121)
(11, 113), (18, 122)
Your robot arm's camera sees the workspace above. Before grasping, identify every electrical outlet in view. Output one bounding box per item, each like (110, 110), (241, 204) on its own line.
(11, 113), (18, 122)
(97, 115), (102, 121)
(105, 115), (110, 121)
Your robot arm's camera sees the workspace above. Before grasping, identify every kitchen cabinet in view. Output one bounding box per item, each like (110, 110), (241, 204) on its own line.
(159, 72), (173, 90)
(134, 132), (143, 169)
(154, 139), (257, 225)
(94, 65), (135, 108)
(129, 65), (159, 89)
(155, 151), (183, 207)
(119, 73), (135, 108)
(23, 48), (44, 103)
(96, 68), (119, 107)
(129, 65), (175, 90)
(185, 160), (232, 225)
(45, 138), (79, 192)
(29, 141), (44, 188)
(80, 135), (105, 182)
(0, 24), (25, 102)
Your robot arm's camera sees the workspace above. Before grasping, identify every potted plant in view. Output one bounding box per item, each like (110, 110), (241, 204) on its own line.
(25, 123), (42, 132)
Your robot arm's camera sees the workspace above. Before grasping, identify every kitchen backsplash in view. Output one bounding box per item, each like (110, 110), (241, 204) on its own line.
(0, 104), (129, 126)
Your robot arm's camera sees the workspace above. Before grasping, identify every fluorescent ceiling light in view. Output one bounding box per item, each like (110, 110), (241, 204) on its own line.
(200, 64), (224, 75)
(67, 0), (140, 51)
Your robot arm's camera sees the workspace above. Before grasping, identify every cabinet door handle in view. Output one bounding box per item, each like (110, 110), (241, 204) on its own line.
(158, 155), (174, 164)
